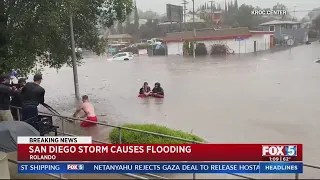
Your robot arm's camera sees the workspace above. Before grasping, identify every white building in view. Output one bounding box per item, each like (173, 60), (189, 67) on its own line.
(163, 27), (274, 55)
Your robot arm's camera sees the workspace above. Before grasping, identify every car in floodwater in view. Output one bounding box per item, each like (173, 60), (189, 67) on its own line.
(108, 52), (134, 61)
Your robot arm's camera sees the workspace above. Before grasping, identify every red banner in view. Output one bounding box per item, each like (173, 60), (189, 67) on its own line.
(18, 144), (302, 162)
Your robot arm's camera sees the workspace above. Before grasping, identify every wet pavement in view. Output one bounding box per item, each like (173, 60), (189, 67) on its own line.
(33, 42), (320, 178)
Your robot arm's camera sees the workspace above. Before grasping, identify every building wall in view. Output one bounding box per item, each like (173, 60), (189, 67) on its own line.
(261, 25), (308, 44)
(262, 25), (282, 38)
(167, 42), (184, 55)
(281, 28), (309, 43)
(166, 34), (272, 55)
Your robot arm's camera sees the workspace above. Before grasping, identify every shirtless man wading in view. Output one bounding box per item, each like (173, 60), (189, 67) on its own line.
(73, 95), (97, 127)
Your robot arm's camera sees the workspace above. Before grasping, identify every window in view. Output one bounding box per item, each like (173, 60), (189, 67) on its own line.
(118, 53), (126, 57)
(269, 25), (275, 32)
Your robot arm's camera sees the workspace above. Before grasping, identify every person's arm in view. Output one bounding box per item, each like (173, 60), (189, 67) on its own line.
(159, 88), (164, 95)
(21, 85), (26, 95)
(5, 86), (17, 96)
(39, 89), (45, 105)
(73, 104), (83, 117)
(139, 88), (143, 94)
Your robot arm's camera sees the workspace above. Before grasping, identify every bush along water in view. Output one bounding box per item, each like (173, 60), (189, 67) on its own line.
(195, 43), (208, 56)
(210, 43), (229, 55)
(109, 124), (205, 144)
(183, 40), (195, 56)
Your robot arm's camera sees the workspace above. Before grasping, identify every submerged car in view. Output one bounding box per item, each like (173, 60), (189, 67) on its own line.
(108, 52), (134, 61)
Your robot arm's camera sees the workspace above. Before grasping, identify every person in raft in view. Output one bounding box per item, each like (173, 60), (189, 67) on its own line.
(73, 95), (98, 127)
(151, 82), (164, 97)
(139, 82), (151, 96)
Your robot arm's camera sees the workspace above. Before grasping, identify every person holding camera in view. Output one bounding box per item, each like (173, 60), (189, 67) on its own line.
(21, 74), (45, 122)
(10, 78), (26, 120)
(0, 75), (17, 121)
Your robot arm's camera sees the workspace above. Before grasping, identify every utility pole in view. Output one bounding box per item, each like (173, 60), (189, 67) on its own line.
(182, 0), (189, 31)
(69, 10), (80, 100)
(192, 0), (195, 59)
(209, 1), (215, 26)
(292, 5), (297, 21)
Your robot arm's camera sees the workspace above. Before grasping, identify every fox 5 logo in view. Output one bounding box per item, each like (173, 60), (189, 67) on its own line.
(262, 145), (297, 156)
(67, 164), (84, 170)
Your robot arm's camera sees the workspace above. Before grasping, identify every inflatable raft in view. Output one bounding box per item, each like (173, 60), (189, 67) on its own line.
(138, 94), (164, 98)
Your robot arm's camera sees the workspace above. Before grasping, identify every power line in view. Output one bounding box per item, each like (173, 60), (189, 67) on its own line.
(287, 9), (320, 13)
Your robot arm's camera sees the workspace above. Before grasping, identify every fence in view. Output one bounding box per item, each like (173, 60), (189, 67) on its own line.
(8, 106), (320, 179)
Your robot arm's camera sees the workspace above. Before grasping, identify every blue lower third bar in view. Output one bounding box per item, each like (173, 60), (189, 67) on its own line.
(260, 162), (303, 173)
(18, 162), (303, 174)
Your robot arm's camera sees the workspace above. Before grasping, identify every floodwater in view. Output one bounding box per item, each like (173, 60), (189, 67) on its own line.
(31, 42), (320, 179)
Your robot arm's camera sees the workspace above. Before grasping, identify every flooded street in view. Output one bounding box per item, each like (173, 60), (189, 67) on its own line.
(35, 43), (320, 178)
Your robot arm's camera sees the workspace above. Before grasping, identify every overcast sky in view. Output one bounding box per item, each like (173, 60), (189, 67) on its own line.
(136, 0), (319, 19)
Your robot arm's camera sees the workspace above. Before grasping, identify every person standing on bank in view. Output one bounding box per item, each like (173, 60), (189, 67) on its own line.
(21, 74), (45, 122)
(0, 75), (17, 121)
(10, 78), (27, 120)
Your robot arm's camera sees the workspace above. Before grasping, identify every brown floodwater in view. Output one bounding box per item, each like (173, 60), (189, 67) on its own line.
(30, 42), (320, 179)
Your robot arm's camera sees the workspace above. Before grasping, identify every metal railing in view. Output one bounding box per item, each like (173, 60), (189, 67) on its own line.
(9, 106), (320, 179)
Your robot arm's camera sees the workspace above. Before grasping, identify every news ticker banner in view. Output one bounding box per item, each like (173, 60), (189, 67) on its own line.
(17, 137), (302, 162)
(18, 162), (303, 174)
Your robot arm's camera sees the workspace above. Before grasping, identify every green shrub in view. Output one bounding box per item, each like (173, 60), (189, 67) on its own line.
(308, 30), (318, 39)
(195, 43), (208, 56)
(109, 124), (205, 144)
(210, 44), (227, 55)
(183, 40), (196, 56)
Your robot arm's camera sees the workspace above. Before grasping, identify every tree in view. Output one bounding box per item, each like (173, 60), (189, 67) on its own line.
(217, 3), (221, 10)
(1, 0), (133, 74)
(313, 14), (320, 30)
(140, 19), (163, 39)
(117, 23), (124, 34)
(138, 10), (159, 19)
(126, 15), (131, 30)
(234, 4), (259, 29)
(229, 1), (234, 12)
(234, 0), (238, 10)
(224, 0), (227, 13)
(108, 26), (117, 34)
(134, 1), (139, 29)
(272, 3), (290, 20)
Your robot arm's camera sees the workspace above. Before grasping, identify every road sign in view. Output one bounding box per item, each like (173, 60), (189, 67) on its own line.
(235, 37), (244, 41)
(287, 39), (294, 46)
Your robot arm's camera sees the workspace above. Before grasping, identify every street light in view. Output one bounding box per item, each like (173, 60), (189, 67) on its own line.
(69, 10), (80, 100)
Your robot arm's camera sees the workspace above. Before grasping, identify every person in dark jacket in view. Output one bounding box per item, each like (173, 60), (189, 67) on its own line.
(21, 74), (45, 122)
(151, 82), (164, 96)
(0, 75), (16, 121)
(139, 82), (151, 96)
(10, 78), (26, 120)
